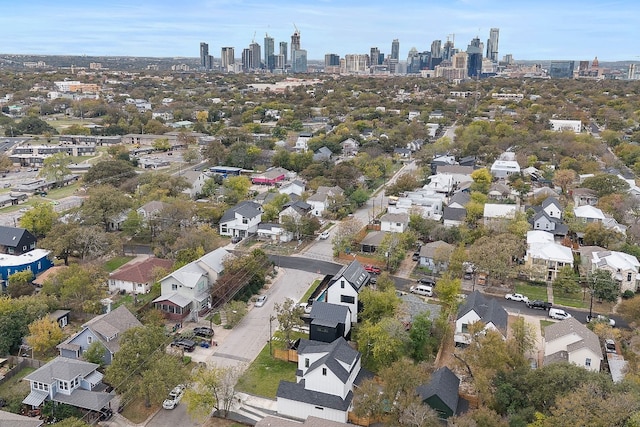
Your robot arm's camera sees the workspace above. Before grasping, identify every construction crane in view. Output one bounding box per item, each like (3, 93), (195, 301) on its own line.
(252, 31), (256, 43)
(293, 23), (299, 34)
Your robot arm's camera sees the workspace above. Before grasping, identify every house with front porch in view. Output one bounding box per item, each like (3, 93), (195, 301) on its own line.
(524, 230), (574, 282)
(419, 241), (454, 274)
(153, 248), (232, 321)
(22, 357), (113, 415)
(57, 305), (142, 365)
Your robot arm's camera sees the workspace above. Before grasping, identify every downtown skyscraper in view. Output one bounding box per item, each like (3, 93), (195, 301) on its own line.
(264, 34), (275, 71)
(486, 28), (499, 62)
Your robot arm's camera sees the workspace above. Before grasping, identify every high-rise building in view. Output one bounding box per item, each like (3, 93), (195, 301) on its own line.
(264, 34), (275, 71)
(292, 49), (307, 73)
(343, 54), (370, 73)
(221, 47), (235, 72)
(407, 48), (420, 74)
(466, 37), (483, 78)
(325, 54), (340, 67)
(241, 48), (253, 72)
(430, 40), (442, 60)
(443, 39), (455, 61)
(279, 41), (288, 65)
(486, 28), (499, 62)
(200, 42), (209, 69)
(291, 29), (301, 62)
(249, 42), (261, 69)
(549, 61), (575, 78)
(391, 39), (400, 60)
(274, 54), (286, 70)
(370, 47), (380, 66)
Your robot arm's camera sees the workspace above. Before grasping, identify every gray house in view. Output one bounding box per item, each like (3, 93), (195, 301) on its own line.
(308, 301), (352, 343)
(57, 305), (142, 365)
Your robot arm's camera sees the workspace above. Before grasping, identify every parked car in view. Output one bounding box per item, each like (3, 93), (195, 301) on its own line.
(586, 314), (615, 327)
(319, 231), (330, 240)
(417, 277), (436, 286)
(98, 408), (113, 421)
(193, 327), (214, 338)
(412, 252), (420, 261)
(170, 339), (196, 352)
(505, 293), (529, 302)
(604, 339), (617, 353)
(364, 265), (381, 274)
(409, 285), (433, 297)
(231, 236), (242, 244)
(255, 295), (267, 307)
(163, 385), (185, 410)
(549, 308), (572, 320)
(526, 300), (553, 310)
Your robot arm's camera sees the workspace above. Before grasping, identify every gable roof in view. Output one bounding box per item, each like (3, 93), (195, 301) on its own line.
(309, 301), (350, 323)
(541, 196), (561, 210)
(483, 204), (517, 219)
(574, 205), (605, 220)
(25, 356), (99, 384)
(416, 366), (460, 412)
(449, 192), (470, 207)
(79, 306), (142, 354)
(443, 206), (467, 222)
(298, 337), (360, 383)
(276, 380), (353, 411)
(330, 260), (370, 291)
(109, 257), (174, 283)
(457, 291), (508, 333)
(544, 317), (602, 357)
(419, 240), (454, 259)
(380, 212), (409, 224)
(220, 200), (262, 223)
(0, 226), (35, 248)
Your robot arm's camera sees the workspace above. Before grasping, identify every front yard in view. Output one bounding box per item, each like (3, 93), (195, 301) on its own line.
(235, 343), (297, 399)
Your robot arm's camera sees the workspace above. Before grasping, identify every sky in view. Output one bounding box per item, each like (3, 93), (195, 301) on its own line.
(2, 0), (639, 62)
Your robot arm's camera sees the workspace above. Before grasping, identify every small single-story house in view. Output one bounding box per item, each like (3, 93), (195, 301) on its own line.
(308, 301), (352, 342)
(380, 212), (409, 233)
(108, 256), (174, 294)
(419, 240), (454, 273)
(416, 366), (466, 419)
(455, 291), (508, 345)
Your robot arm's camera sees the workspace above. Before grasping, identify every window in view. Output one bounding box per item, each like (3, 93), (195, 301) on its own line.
(628, 272), (633, 282)
(87, 336), (93, 344)
(585, 358), (591, 367)
(396, 222), (401, 227)
(171, 284), (178, 291)
(340, 280), (345, 289)
(305, 358), (309, 368)
(242, 218), (248, 224)
(461, 323), (468, 333)
(322, 368), (327, 376)
(340, 295), (355, 304)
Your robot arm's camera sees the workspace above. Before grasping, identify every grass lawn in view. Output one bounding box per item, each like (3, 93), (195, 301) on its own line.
(235, 344), (297, 399)
(104, 256), (134, 272)
(120, 399), (159, 424)
(300, 279), (321, 303)
(0, 366), (36, 411)
(515, 283), (548, 301)
(553, 291), (588, 309)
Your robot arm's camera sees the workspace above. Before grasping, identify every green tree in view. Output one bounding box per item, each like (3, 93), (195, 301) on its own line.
(83, 159), (137, 187)
(6, 270), (35, 298)
(26, 316), (63, 355)
(19, 202), (58, 238)
(222, 175), (251, 205)
(152, 137), (171, 151)
(41, 264), (106, 313)
(468, 233), (524, 283)
(40, 152), (72, 187)
(358, 287), (400, 324)
(184, 364), (242, 420)
(588, 269), (620, 303)
(408, 312), (438, 362)
(274, 298), (304, 348)
(183, 146), (201, 164)
(355, 318), (408, 371)
(553, 265), (580, 294)
(470, 168), (493, 194)
(83, 341), (107, 365)
(80, 185), (132, 231)
(582, 173), (630, 198)
(105, 325), (185, 408)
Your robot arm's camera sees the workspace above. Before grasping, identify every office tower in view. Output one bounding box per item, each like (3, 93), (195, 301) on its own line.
(291, 29), (301, 62)
(370, 47), (380, 66)
(391, 39), (400, 60)
(274, 54), (286, 70)
(221, 47), (235, 71)
(503, 54), (514, 65)
(486, 28), (499, 62)
(264, 34), (275, 71)
(249, 42), (261, 69)
(406, 48), (420, 73)
(241, 48), (253, 72)
(466, 37), (483, 77)
(279, 41), (288, 65)
(325, 54), (340, 67)
(344, 54), (370, 73)
(200, 42), (209, 69)
(419, 51), (431, 70)
(443, 39), (455, 61)
(549, 61), (575, 78)
(292, 49), (307, 73)
(430, 40), (442, 60)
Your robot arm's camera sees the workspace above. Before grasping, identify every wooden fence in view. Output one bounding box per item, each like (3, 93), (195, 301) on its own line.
(273, 348), (298, 363)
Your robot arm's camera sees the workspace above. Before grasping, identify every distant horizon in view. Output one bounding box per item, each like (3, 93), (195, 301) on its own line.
(3, 0), (639, 62)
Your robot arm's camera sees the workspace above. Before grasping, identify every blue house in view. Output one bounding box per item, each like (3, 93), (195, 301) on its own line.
(0, 248), (52, 282)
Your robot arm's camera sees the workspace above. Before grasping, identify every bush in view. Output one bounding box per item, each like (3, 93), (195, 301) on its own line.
(622, 290), (635, 299)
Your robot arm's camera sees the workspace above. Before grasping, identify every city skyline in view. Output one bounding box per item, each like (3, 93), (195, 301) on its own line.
(3, 0), (639, 62)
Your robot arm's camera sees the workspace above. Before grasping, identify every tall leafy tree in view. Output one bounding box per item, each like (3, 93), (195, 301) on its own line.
(26, 317), (63, 355)
(80, 185), (132, 231)
(83, 159), (137, 187)
(274, 298), (305, 348)
(19, 202), (58, 238)
(41, 264), (106, 313)
(40, 152), (72, 187)
(588, 268), (620, 302)
(184, 364), (242, 420)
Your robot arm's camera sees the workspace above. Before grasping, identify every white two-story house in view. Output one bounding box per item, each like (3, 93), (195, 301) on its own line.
(544, 318), (602, 372)
(591, 250), (640, 293)
(524, 231), (574, 282)
(219, 201), (263, 238)
(307, 186), (344, 217)
(276, 337), (365, 423)
(325, 261), (370, 323)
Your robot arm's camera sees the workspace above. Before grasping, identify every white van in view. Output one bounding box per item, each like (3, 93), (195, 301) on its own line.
(410, 285), (433, 297)
(549, 308), (572, 320)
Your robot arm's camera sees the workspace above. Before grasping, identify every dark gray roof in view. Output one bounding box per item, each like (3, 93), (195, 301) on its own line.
(69, 306), (142, 354)
(457, 291), (508, 333)
(449, 192), (470, 206)
(220, 200), (262, 223)
(541, 196), (561, 210)
(416, 366), (460, 413)
(0, 226), (34, 248)
(443, 206), (466, 221)
(330, 260), (369, 291)
(531, 211), (568, 236)
(276, 379), (353, 411)
(298, 337), (360, 383)
(25, 357), (99, 384)
(309, 301), (350, 323)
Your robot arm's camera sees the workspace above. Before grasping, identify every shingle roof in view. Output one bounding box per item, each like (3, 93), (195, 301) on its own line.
(419, 241), (454, 259)
(443, 206), (466, 222)
(457, 291), (508, 333)
(330, 260), (370, 291)
(276, 379), (353, 411)
(81, 306), (142, 354)
(416, 366), (460, 413)
(0, 410), (44, 427)
(0, 226), (34, 248)
(220, 200), (262, 223)
(109, 257), (174, 283)
(544, 317), (602, 358)
(25, 356), (99, 384)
